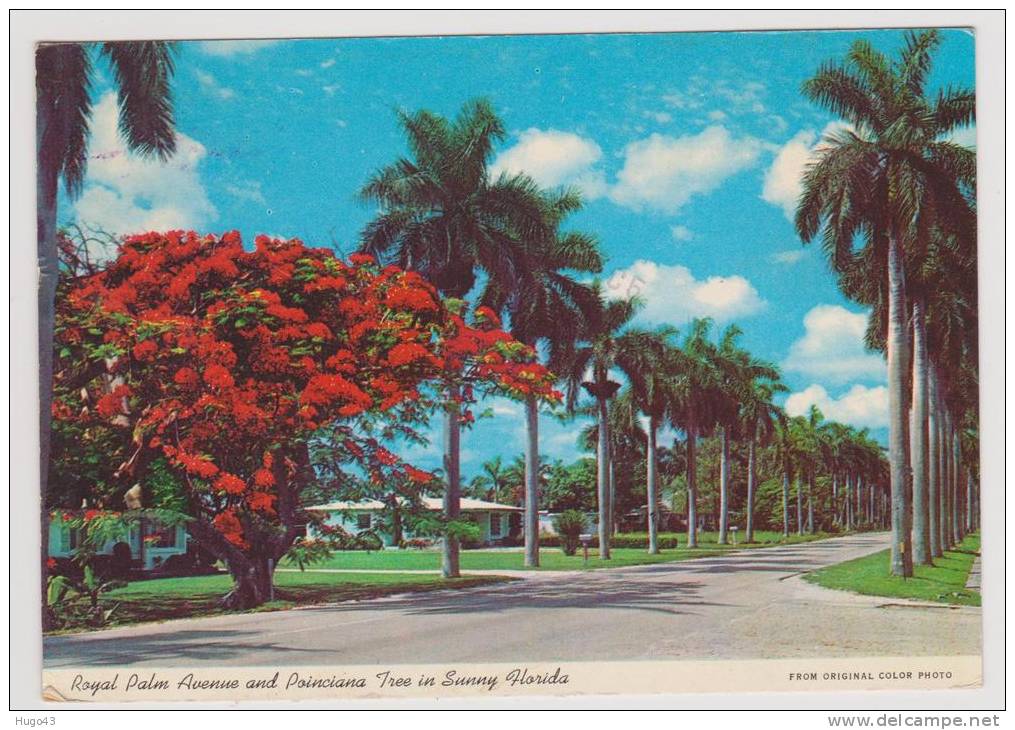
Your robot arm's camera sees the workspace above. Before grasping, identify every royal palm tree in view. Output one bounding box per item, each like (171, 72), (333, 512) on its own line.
(359, 99), (552, 577)
(37, 41), (177, 623)
(480, 188), (602, 567)
(796, 30), (975, 576)
(560, 288), (641, 559)
(740, 381), (787, 543)
(708, 325), (782, 544)
(612, 327), (682, 554)
(667, 318), (721, 548)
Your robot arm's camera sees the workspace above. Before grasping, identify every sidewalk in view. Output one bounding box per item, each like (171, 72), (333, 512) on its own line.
(965, 556), (981, 591)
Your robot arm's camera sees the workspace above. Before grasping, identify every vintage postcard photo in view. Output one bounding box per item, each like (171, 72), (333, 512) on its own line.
(13, 11), (1003, 709)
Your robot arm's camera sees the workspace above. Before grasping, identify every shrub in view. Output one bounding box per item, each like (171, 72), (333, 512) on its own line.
(552, 510), (588, 556)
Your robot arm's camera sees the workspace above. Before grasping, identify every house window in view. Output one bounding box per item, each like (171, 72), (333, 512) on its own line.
(60, 526), (81, 552)
(357, 513), (372, 530)
(490, 513), (502, 538)
(148, 522), (177, 548)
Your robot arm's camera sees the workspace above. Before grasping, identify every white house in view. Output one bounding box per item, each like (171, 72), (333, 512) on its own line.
(306, 497), (521, 547)
(47, 515), (189, 571)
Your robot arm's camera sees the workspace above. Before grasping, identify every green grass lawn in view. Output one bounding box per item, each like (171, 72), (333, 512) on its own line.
(304, 530), (836, 572)
(803, 533), (980, 606)
(49, 571), (509, 634)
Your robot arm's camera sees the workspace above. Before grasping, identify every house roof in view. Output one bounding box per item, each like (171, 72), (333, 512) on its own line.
(306, 496), (522, 513)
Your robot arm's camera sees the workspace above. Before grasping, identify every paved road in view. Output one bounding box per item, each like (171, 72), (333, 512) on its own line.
(44, 533), (980, 668)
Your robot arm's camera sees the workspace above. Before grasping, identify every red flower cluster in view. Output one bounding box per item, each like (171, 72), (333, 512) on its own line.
(54, 230), (560, 563)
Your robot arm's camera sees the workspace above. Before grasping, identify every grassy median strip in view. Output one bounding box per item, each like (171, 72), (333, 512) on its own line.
(309, 531), (835, 572)
(51, 572), (511, 634)
(803, 533), (980, 606)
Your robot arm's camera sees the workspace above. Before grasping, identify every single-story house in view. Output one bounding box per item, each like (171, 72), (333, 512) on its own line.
(306, 496), (521, 547)
(47, 515), (189, 572)
(537, 511), (599, 536)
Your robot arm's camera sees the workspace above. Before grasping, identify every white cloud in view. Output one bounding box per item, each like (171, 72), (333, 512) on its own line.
(71, 93), (217, 236)
(322, 84), (342, 96)
(195, 70), (235, 101)
(603, 259), (766, 325)
(783, 304), (885, 384)
(785, 383), (888, 430)
(770, 249), (806, 265)
(670, 225), (694, 241)
(490, 128), (607, 197)
(225, 181), (267, 207)
(197, 40), (279, 57)
(762, 121), (851, 220)
(644, 110), (673, 124)
(947, 124), (976, 148)
(608, 126), (764, 213)
(320, 58), (336, 69)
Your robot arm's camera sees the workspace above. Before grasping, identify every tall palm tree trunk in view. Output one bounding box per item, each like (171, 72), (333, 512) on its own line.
(687, 426), (698, 548)
(911, 298), (931, 564)
(965, 470), (974, 534)
(939, 399), (951, 550)
(886, 233), (913, 577)
(596, 396), (611, 560)
(442, 391), (461, 578)
(718, 427), (731, 544)
(781, 466), (790, 537)
(609, 458), (616, 537)
(37, 119), (59, 628)
(807, 476), (814, 533)
(951, 428), (962, 545)
(745, 439), (757, 543)
(942, 413), (953, 550)
(928, 367), (942, 557)
(523, 394), (540, 567)
(646, 415), (659, 554)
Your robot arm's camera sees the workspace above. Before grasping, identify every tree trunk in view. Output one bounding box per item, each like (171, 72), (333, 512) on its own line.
(796, 476), (803, 536)
(965, 469), (974, 534)
(687, 425), (698, 548)
(781, 465), (790, 537)
(939, 398), (951, 551)
(718, 426), (730, 544)
(911, 298), (931, 564)
(609, 457), (617, 537)
(523, 394), (540, 567)
(927, 367), (942, 557)
(746, 439), (756, 543)
(951, 428), (962, 546)
(222, 556), (277, 610)
(37, 95), (60, 627)
(442, 390), (461, 578)
(646, 415), (659, 554)
(807, 476), (814, 534)
(845, 474), (852, 529)
(596, 395), (611, 559)
(886, 232), (913, 577)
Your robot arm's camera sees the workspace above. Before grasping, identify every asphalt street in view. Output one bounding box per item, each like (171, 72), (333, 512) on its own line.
(44, 532), (981, 668)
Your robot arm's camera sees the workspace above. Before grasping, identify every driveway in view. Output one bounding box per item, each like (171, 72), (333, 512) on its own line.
(44, 532), (981, 668)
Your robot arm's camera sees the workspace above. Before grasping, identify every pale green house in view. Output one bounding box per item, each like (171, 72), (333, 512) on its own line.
(306, 496), (521, 547)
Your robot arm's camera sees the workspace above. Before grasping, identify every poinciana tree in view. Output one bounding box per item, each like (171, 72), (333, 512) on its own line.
(51, 230), (558, 608)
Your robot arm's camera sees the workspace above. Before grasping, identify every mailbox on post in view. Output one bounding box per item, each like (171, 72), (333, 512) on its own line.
(579, 533), (593, 564)
(730, 526), (739, 546)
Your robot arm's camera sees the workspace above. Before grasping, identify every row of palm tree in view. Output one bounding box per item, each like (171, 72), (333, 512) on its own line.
(795, 29), (978, 575)
(359, 87), (964, 569)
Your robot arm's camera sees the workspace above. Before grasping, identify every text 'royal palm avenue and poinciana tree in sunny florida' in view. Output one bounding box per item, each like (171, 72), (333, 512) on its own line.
(51, 230), (559, 607)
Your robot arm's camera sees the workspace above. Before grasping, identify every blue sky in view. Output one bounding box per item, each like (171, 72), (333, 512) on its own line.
(65, 29), (976, 476)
